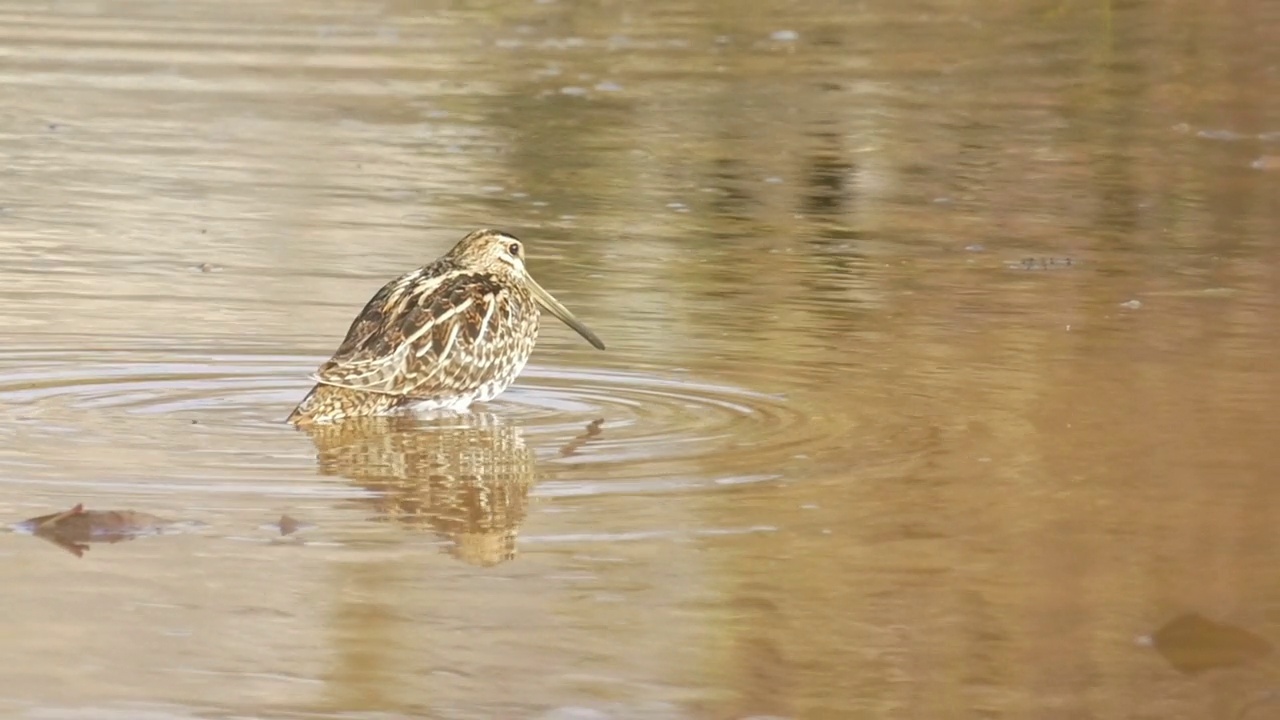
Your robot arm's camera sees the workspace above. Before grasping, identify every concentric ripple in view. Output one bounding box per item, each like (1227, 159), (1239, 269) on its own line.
(0, 348), (844, 491)
(492, 367), (830, 488)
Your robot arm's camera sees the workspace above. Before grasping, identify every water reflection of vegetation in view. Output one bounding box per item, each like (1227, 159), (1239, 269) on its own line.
(299, 414), (536, 567)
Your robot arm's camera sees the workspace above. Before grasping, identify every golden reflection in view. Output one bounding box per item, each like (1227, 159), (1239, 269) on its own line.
(298, 413), (536, 566)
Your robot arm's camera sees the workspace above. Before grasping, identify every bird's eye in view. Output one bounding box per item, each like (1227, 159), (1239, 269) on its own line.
(508, 242), (521, 256)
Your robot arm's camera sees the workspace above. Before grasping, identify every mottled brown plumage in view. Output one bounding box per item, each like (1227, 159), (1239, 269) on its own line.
(288, 229), (605, 425)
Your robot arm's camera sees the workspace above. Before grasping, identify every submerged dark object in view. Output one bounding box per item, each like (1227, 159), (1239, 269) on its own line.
(1141, 612), (1273, 675)
(18, 503), (172, 557)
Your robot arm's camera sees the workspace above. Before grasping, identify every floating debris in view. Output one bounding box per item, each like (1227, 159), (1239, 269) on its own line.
(1139, 612), (1272, 675)
(559, 418), (606, 458)
(1005, 257), (1076, 271)
(17, 503), (173, 557)
(278, 514), (300, 536)
(258, 513), (314, 537)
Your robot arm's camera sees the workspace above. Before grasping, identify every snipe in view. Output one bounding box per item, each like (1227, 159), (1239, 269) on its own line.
(287, 229), (605, 425)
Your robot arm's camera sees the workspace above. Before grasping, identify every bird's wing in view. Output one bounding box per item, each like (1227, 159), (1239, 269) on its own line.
(311, 268), (530, 398)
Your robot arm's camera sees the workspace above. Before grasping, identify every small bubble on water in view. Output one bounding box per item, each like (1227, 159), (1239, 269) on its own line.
(770, 29), (799, 42)
(1120, 299), (1142, 310)
(594, 80), (622, 92)
(560, 86), (589, 96)
(764, 176), (783, 184)
(666, 202), (689, 212)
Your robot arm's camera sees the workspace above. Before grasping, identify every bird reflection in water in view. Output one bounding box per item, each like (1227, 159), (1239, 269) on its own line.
(298, 412), (536, 567)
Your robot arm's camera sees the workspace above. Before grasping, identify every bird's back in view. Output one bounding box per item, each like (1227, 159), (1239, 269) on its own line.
(288, 261), (541, 424)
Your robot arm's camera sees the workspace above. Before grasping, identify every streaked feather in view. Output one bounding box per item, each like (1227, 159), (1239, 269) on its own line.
(311, 270), (531, 396)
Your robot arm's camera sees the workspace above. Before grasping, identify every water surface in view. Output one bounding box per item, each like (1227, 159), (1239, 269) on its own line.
(1, 0), (1279, 718)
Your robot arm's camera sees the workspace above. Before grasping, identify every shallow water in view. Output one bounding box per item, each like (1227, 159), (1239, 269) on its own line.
(2, 0), (1280, 718)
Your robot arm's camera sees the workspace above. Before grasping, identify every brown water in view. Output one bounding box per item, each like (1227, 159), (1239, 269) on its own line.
(1, 0), (1279, 717)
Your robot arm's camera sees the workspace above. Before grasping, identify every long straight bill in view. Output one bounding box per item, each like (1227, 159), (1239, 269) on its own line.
(526, 279), (607, 350)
